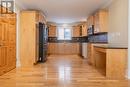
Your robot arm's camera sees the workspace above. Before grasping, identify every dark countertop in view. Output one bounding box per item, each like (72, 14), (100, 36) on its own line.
(94, 45), (128, 49)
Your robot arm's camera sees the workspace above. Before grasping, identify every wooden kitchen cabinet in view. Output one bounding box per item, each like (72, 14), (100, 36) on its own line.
(48, 43), (58, 54)
(94, 46), (127, 79)
(87, 43), (95, 65)
(20, 11), (46, 67)
(87, 16), (94, 27)
(0, 9), (16, 75)
(36, 12), (46, 23)
(72, 26), (80, 37)
(87, 43), (107, 66)
(81, 22), (88, 36)
(87, 43), (91, 64)
(48, 43), (80, 55)
(48, 25), (57, 37)
(94, 10), (108, 33)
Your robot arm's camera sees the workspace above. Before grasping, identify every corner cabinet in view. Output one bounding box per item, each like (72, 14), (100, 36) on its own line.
(20, 11), (46, 67)
(94, 10), (108, 33)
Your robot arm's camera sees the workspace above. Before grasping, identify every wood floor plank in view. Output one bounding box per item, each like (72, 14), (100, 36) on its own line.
(0, 55), (129, 87)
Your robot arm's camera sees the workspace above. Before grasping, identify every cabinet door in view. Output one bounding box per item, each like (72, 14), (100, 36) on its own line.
(73, 26), (80, 37)
(87, 43), (91, 64)
(94, 13), (100, 33)
(87, 16), (94, 27)
(99, 11), (108, 32)
(82, 24), (88, 36)
(48, 43), (58, 54)
(94, 10), (108, 33)
(49, 26), (57, 37)
(57, 43), (65, 54)
(64, 43), (75, 55)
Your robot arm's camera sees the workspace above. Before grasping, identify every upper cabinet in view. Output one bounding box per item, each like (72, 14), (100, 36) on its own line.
(87, 9), (109, 34)
(72, 26), (80, 37)
(81, 23), (88, 36)
(36, 12), (47, 24)
(87, 16), (94, 27)
(94, 10), (108, 33)
(48, 25), (57, 37)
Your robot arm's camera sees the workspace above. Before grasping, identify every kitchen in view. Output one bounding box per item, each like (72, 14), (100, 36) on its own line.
(0, 0), (129, 87)
(47, 8), (127, 80)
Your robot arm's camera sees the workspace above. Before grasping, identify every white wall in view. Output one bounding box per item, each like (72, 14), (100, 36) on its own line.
(108, 0), (128, 47)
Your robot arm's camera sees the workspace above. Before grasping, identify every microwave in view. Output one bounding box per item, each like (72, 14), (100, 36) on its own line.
(87, 25), (94, 35)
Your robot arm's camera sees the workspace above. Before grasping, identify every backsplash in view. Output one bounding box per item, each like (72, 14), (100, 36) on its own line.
(48, 37), (88, 43)
(48, 32), (108, 43)
(88, 32), (108, 43)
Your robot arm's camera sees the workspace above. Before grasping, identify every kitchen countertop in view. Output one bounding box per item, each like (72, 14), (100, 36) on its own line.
(94, 44), (128, 49)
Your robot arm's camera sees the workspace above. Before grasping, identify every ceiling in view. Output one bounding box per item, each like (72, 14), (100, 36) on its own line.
(16, 0), (112, 24)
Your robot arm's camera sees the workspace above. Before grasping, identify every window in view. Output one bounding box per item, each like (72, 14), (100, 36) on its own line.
(58, 28), (64, 40)
(58, 28), (72, 40)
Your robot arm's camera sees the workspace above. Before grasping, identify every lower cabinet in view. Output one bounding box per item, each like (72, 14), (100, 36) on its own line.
(87, 43), (93, 65)
(87, 43), (107, 65)
(48, 43), (80, 55)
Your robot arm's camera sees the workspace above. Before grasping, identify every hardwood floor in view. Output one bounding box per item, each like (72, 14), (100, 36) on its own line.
(0, 55), (130, 87)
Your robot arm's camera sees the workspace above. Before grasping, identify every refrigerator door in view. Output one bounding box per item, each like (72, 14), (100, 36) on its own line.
(38, 23), (48, 62)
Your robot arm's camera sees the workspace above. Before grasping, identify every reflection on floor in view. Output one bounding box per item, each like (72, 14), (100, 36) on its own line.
(0, 55), (129, 87)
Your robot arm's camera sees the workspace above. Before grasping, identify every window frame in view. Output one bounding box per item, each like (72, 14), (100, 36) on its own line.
(57, 28), (72, 40)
